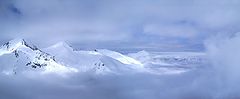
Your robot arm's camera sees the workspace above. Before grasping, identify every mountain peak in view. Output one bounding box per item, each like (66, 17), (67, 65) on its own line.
(3, 38), (24, 47)
(0, 39), (78, 75)
(0, 38), (39, 56)
(0, 39), (24, 54)
(46, 41), (74, 51)
(53, 41), (69, 48)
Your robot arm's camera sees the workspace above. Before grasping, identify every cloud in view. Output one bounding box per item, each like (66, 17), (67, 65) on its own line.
(143, 23), (198, 38)
(0, 69), (217, 99)
(204, 32), (240, 98)
(1, 0), (240, 50)
(2, 1), (240, 98)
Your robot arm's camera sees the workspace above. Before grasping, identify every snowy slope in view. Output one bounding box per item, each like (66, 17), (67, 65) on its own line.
(97, 49), (143, 66)
(43, 42), (108, 74)
(43, 43), (145, 74)
(0, 39), (78, 75)
(128, 50), (152, 65)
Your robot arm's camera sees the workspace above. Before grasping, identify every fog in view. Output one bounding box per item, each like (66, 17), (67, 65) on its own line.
(0, 70), (209, 99)
(1, 0), (240, 98)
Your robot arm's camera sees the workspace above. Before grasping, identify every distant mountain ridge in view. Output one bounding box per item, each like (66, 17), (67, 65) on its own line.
(0, 39), (145, 75)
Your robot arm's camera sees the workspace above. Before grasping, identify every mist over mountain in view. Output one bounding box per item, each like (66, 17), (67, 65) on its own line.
(1, 0), (240, 99)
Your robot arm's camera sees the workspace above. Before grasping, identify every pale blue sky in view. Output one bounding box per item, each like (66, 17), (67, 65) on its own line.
(1, 0), (240, 51)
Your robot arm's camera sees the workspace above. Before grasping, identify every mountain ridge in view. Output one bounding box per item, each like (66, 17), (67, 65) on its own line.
(0, 39), (78, 75)
(0, 39), (145, 75)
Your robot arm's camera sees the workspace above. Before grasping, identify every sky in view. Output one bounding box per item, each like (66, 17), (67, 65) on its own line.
(1, 0), (240, 51)
(2, 1), (240, 98)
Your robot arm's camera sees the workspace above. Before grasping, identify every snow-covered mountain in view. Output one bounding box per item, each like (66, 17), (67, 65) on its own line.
(43, 42), (145, 74)
(0, 39), (206, 76)
(0, 39), (78, 75)
(0, 39), (145, 75)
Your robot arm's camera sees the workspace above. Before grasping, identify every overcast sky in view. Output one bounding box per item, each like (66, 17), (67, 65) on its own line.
(1, 0), (240, 51)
